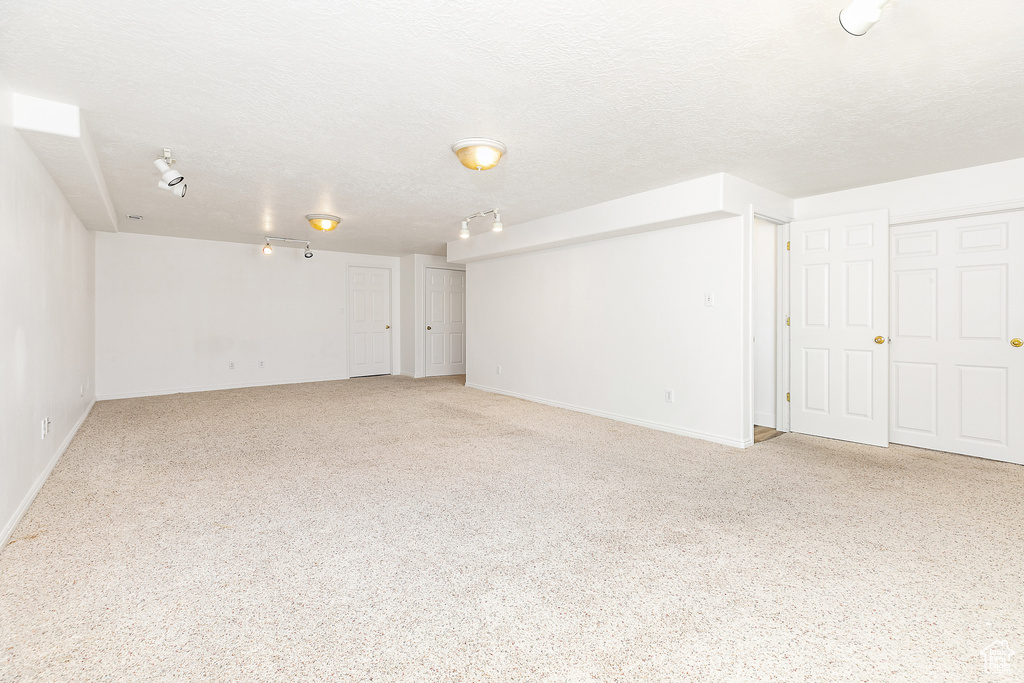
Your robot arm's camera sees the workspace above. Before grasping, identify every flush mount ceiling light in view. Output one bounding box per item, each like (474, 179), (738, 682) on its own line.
(839, 0), (891, 35)
(154, 148), (186, 197)
(263, 236), (313, 258)
(306, 214), (340, 232)
(460, 209), (502, 238)
(451, 138), (507, 171)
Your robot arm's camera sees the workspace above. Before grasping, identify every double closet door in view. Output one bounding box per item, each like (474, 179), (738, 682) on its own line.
(789, 210), (1023, 465)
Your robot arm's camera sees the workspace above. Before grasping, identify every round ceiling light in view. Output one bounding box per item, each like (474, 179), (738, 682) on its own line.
(452, 138), (507, 171)
(306, 214), (340, 232)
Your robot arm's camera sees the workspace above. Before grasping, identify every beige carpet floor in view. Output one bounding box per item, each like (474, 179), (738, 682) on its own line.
(1, 375), (1022, 682)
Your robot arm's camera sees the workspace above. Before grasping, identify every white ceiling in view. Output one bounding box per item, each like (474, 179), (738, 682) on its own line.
(1, 0), (1022, 256)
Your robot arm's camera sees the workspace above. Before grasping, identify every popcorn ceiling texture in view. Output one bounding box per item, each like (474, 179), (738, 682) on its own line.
(1, 375), (1021, 681)
(0, 0), (1022, 255)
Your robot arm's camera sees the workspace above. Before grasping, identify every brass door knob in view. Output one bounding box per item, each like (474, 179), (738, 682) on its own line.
(1012, 338), (1023, 348)
(427, 326), (431, 330)
(385, 325), (390, 329)
(874, 336), (885, 345)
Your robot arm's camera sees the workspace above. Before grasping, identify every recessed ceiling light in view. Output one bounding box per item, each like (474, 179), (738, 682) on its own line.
(306, 214), (340, 232)
(452, 138), (507, 171)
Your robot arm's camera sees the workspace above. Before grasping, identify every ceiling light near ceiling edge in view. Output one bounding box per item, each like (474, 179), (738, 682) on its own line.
(306, 214), (340, 232)
(452, 138), (507, 171)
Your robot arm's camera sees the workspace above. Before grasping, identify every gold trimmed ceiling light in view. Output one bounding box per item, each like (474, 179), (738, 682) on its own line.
(306, 214), (340, 232)
(451, 138), (507, 171)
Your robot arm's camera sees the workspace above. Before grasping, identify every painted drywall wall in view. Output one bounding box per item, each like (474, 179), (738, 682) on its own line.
(752, 218), (777, 428)
(399, 255), (416, 376)
(95, 232), (400, 399)
(399, 254), (466, 378)
(0, 73), (96, 548)
(794, 157), (1024, 222)
(467, 216), (748, 447)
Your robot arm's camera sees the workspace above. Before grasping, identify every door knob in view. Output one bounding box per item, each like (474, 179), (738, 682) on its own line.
(874, 336), (885, 345)
(426, 326), (431, 330)
(385, 325), (390, 329)
(1012, 338), (1023, 348)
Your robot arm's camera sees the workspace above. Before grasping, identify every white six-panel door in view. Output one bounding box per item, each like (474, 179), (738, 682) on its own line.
(349, 266), (391, 377)
(890, 212), (1023, 464)
(425, 268), (466, 376)
(790, 210), (890, 447)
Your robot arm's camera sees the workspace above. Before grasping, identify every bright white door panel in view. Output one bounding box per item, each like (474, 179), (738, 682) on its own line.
(790, 210), (889, 446)
(349, 266), (392, 377)
(890, 212), (1023, 464)
(425, 268), (466, 376)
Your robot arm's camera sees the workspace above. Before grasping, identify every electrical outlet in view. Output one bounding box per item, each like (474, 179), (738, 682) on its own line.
(704, 292), (715, 307)
(228, 361), (235, 370)
(41, 418), (47, 439)
(665, 389), (674, 403)
(497, 365), (502, 374)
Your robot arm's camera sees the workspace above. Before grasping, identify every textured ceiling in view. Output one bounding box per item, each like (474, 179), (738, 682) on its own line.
(1, 0), (1022, 256)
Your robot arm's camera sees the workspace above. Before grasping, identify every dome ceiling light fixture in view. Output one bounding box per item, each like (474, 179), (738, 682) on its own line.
(306, 214), (341, 232)
(460, 209), (502, 239)
(839, 0), (891, 36)
(451, 138), (507, 171)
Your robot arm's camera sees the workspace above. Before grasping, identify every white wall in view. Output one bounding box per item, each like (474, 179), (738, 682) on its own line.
(794, 157), (1024, 222)
(0, 73), (96, 548)
(467, 217), (749, 447)
(95, 232), (400, 398)
(751, 218), (777, 428)
(400, 254), (465, 378)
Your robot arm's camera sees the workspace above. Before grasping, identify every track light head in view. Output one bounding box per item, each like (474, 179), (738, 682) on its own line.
(459, 220), (470, 239)
(153, 158), (184, 186)
(263, 241), (273, 255)
(492, 212), (503, 232)
(304, 244), (313, 258)
(158, 180), (187, 197)
(839, 0), (891, 35)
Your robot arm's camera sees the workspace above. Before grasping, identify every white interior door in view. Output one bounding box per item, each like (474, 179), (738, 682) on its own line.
(425, 268), (466, 376)
(790, 210), (889, 446)
(349, 266), (391, 377)
(752, 218), (778, 428)
(890, 212), (1023, 464)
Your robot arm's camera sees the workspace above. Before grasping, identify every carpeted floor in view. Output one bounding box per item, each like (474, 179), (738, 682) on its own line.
(1, 375), (1021, 682)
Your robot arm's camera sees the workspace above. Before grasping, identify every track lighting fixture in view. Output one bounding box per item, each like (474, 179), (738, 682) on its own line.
(839, 0), (891, 35)
(158, 180), (187, 197)
(262, 236), (314, 258)
(154, 148), (186, 197)
(459, 209), (503, 238)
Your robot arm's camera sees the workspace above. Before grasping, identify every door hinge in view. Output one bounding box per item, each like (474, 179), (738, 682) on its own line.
(786, 316), (790, 326)
(786, 392), (791, 402)
(786, 241), (790, 251)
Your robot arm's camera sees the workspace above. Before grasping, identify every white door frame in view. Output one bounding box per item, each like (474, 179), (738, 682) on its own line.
(346, 263), (396, 378)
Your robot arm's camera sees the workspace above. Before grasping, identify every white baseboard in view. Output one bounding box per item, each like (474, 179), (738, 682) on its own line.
(753, 411), (777, 429)
(96, 375), (351, 401)
(1, 400), (95, 552)
(466, 383), (749, 449)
